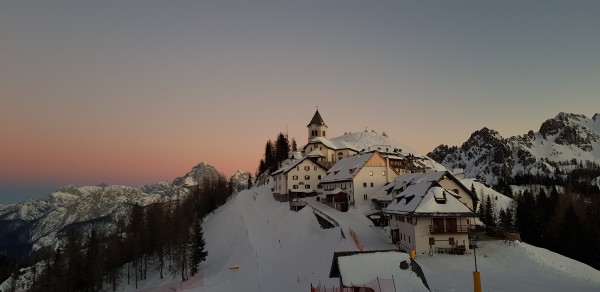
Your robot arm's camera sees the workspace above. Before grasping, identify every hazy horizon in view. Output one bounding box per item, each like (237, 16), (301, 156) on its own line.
(2, 1), (599, 204)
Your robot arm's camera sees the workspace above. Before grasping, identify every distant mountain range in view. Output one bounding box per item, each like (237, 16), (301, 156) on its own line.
(428, 112), (600, 188)
(0, 163), (249, 259)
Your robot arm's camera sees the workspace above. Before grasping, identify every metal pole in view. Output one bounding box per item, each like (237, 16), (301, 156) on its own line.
(473, 244), (477, 272)
(473, 243), (481, 292)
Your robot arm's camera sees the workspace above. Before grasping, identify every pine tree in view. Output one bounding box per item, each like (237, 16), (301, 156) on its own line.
(477, 195), (486, 224)
(516, 189), (539, 244)
(189, 217), (208, 276)
(291, 138), (298, 152)
(484, 195), (496, 232)
(274, 133), (290, 170)
(470, 184), (478, 210)
(264, 140), (276, 173)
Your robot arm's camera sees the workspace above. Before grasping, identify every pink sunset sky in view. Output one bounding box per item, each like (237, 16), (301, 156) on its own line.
(1, 1), (599, 203)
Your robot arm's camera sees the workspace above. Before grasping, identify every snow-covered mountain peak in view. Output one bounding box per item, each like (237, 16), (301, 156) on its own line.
(428, 112), (600, 187)
(0, 162), (220, 258)
(172, 162), (221, 187)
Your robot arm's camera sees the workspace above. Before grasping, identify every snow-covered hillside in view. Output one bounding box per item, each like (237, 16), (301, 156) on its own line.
(429, 113), (600, 186)
(100, 185), (600, 292)
(461, 178), (514, 212)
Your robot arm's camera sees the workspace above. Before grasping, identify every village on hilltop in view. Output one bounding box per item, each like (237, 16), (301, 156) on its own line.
(271, 110), (483, 256)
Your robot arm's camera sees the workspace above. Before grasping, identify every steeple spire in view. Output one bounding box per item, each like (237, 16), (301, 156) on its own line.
(307, 108), (327, 127)
(307, 108), (328, 142)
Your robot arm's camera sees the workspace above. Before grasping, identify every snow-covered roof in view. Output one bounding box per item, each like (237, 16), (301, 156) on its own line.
(271, 156), (326, 176)
(308, 136), (358, 151)
(321, 152), (376, 183)
(330, 131), (422, 156)
(333, 251), (429, 291)
(326, 188), (346, 195)
(289, 151), (303, 160)
(306, 149), (324, 157)
(384, 183), (473, 216)
(378, 171), (477, 202)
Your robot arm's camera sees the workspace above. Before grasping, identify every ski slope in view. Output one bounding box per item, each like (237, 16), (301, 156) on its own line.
(119, 185), (600, 292)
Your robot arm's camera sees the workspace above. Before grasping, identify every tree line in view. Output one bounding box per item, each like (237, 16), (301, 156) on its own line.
(6, 175), (233, 292)
(475, 182), (600, 270)
(514, 187), (600, 270)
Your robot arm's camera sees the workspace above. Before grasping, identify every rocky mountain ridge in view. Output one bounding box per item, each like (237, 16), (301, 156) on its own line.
(0, 162), (233, 258)
(428, 112), (600, 187)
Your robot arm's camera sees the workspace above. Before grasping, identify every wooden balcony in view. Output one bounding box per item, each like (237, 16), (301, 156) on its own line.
(429, 224), (474, 234)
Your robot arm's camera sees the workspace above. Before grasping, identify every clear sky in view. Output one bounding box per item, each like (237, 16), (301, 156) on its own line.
(1, 0), (599, 204)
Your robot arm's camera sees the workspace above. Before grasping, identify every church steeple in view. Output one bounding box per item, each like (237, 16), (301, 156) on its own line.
(307, 109), (328, 142)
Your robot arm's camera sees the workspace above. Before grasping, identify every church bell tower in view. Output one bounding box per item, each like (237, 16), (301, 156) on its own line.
(307, 109), (328, 142)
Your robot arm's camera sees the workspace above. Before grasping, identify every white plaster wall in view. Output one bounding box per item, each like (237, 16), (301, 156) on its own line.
(353, 166), (396, 209)
(439, 178), (474, 210)
(286, 160), (327, 195)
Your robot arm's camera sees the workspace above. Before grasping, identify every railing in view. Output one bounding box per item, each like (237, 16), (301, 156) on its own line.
(429, 224), (474, 234)
(289, 199), (307, 207)
(309, 204), (340, 227)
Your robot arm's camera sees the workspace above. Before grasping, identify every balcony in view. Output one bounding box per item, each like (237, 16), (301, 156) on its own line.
(429, 224), (474, 234)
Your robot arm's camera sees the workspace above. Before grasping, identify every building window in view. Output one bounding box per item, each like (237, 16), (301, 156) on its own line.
(363, 182), (367, 187)
(370, 182), (374, 187)
(297, 166), (299, 171)
(408, 236), (411, 243)
(292, 175), (298, 180)
(305, 184), (311, 189)
(323, 131), (326, 136)
(304, 175), (310, 180)
(400, 216), (405, 222)
(369, 171), (373, 176)
(293, 185), (298, 189)
(364, 194), (367, 200)
(318, 175), (321, 180)
(304, 166), (310, 171)
(314, 166), (317, 171)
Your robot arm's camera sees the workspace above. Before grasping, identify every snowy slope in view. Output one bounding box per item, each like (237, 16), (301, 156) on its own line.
(461, 178), (515, 212)
(117, 184), (407, 292)
(109, 185), (599, 292)
(418, 240), (600, 292)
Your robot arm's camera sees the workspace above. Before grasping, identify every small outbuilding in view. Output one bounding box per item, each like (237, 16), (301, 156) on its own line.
(328, 250), (430, 292)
